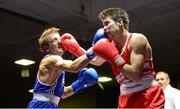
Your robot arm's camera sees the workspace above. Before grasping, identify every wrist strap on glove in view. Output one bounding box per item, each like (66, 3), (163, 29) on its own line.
(86, 52), (96, 59)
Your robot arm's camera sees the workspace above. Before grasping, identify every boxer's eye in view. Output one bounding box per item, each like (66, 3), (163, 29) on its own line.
(104, 21), (110, 27)
(50, 38), (58, 43)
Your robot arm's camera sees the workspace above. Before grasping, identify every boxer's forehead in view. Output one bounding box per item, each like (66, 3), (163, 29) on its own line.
(102, 17), (113, 26)
(49, 32), (60, 42)
(51, 32), (60, 39)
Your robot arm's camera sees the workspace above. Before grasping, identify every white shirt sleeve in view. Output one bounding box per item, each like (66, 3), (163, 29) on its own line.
(164, 85), (180, 109)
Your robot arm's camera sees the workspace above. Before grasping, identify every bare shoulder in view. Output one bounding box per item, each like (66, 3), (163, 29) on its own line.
(131, 33), (148, 46)
(129, 33), (150, 53)
(130, 33), (152, 58)
(132, 33), (147, 40)
(38, 55), (64, 83)
(40, 55), (63, 65)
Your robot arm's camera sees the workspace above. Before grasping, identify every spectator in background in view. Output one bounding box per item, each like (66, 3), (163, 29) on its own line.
(156, 71), (180, 109)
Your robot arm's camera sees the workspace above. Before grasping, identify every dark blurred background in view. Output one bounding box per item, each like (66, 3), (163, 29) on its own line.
(0, 0), (180, 108)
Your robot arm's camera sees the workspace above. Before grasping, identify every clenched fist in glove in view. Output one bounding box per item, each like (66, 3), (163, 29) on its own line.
(71, 68), (98, 93)
(93, 38), (126, 69)
(60, 33), (86, 57)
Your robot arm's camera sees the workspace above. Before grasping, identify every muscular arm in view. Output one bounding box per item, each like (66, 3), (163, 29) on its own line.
(60, 30), (107, 67)
(90, 56), (106, 66)
(61, 86), (75, 99)
(121, 35), (147, 81)
(38, 58), (55, 83)
(55, 54), (91, 73)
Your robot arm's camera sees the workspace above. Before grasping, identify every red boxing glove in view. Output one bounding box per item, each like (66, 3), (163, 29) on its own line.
(93, 38), (126, 69)
(61, 33), (86, 57)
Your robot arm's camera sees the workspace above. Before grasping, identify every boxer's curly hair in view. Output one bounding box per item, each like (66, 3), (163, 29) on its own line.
(38, 27), (60, 52)
(98, 7), (130, 30)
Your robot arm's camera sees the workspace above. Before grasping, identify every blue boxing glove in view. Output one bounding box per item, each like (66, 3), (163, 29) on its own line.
(71, 68), (98, 93)
(92, 28), (107, 46)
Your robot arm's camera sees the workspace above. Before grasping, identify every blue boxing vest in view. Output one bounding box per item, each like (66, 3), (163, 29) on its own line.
(33, 54), (65, 97)
(33, 71), (65, 97)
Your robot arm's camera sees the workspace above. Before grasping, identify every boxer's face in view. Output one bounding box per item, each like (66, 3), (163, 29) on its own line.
(102, 17), (123, 42)
(155, 73), (170, 90)
(49, 33), (64, 55)
(102, 17), (122, 41)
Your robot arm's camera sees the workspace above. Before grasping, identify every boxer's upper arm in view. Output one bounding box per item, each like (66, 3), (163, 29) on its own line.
(130, 35), (147, 76)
